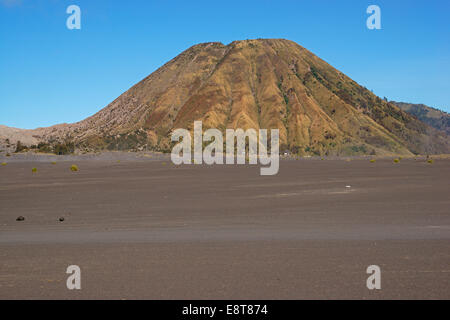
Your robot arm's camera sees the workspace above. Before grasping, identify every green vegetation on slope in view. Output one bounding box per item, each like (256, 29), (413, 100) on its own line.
(391, 101), (450, 135)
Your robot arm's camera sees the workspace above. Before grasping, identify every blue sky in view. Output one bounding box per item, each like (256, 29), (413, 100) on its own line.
(0, 0), (449, 129)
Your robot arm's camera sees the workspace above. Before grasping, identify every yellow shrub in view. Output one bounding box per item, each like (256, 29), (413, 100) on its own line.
(393, 159), (400, 163)
(70, 164), (79, 172)
(32, 167), (37, 173)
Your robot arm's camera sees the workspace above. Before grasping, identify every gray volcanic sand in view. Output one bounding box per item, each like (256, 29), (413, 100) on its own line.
(0, 157), (449, 299)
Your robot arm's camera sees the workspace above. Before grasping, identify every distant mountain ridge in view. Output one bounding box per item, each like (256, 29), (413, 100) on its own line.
(1, 39), (449, 156)
(391, 101), (450, 136)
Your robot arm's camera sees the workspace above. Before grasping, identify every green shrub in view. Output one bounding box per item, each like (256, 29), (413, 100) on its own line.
(70, 164), (79, 172)
(393, 158), (400, 163)
(15, 140), (27, 153)
(1, 162), (6, 166)
(51, 161), (56, 165)
(54, 142), (75, 155)
(370, 159), (376, 163)
(427, 159), (434, 164)
(32, 167), (37, 173)
(36, 142), (52, 153)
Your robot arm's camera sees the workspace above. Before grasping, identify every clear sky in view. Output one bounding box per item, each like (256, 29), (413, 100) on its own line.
(1, 0), (449, 129)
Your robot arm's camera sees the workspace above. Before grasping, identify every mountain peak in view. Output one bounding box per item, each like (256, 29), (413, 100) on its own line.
(5, 39), (449, 156)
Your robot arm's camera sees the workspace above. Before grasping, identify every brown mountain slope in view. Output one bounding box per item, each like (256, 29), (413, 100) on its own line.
(15, 39), (450, 155)
(391, 101), (450, 135)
